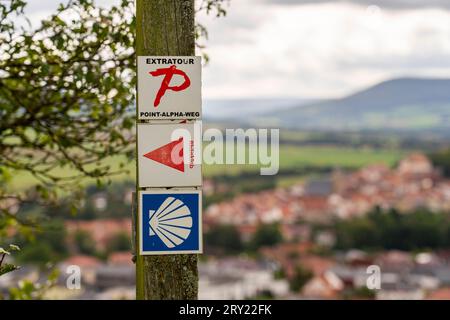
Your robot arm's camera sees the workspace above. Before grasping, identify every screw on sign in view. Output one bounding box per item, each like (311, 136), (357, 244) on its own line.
(150, 65), (191, 107)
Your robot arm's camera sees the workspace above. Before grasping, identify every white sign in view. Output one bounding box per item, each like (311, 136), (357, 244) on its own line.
(137, 56), (202, 120)
(139, 189), (202, 255)
(137, 123), (202, 188)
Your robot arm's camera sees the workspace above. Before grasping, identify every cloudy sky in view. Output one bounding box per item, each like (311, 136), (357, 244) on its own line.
(25, 0), (450, 99)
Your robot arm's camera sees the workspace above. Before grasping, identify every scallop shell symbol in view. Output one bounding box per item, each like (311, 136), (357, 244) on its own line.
(149, 197), (192, 248)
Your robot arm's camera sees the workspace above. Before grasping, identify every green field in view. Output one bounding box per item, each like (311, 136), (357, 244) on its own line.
(7, 145), (407, 191)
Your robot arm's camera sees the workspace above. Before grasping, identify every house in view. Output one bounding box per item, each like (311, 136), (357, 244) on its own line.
(427, 287), (450, 300)
(398, 153), (434, 176)
(198, 258), (289, 300)
(375, 251), (414, 273)
(65, 218), (131, 250)
(302, 271), (344, 299)
(108, 252), (133, 266)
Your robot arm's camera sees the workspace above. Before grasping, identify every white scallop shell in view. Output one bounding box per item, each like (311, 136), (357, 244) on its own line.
(149, 197), (192, 248)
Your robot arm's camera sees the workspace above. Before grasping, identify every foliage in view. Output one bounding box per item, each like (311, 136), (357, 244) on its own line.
(429, 148), (450, 177)
(73, 230), (97, 255)
(342, 286), (376, 300)
(289, 265), (313, 292)
(273, 267), (286, 280)
(204, 224), (243, 254)
(106, 232), (131, 253)
(249, 223), (283, 251)
(14, 219), (68, 265)
(8, 268), (60, 300)
(42, 181), (134, 220)
(0, 0), (227, 280)
(249, 290), (274, 300)
(0, 0), (136, 226)
(334, 208), (450, 251)
(0, 0), (227, 224)
(0, 244), (21, 277)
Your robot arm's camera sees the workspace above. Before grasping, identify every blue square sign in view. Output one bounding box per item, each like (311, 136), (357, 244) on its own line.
(139, 190), (202, 255)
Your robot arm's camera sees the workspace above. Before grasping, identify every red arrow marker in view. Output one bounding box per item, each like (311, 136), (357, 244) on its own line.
(143, 137), (184, 172)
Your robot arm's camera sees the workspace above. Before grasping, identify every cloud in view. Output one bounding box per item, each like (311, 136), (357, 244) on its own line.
(262, 0), (450, 10)
(21, 0), (450, 99)
(24, 0), (118, 12)
(199, 0), (450, 98)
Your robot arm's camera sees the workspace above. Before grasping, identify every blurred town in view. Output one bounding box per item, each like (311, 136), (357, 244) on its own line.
(2, 151), (450, 300)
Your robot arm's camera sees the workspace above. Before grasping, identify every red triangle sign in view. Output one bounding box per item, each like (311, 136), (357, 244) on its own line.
(143, 137), (184, 172)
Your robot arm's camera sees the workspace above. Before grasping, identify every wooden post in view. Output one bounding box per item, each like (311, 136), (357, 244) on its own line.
(135, 0), (198, 300)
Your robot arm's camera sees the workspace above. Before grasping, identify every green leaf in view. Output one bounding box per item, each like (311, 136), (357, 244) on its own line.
(0, 263), (19, 277)
(9, 244), (20, 252)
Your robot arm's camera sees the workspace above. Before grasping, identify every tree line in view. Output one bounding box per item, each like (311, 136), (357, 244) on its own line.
(334, 207), (450, 251)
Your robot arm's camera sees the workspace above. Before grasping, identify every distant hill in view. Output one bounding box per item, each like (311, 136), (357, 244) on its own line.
(203, 98), (314, 120)
(253, 78), (450, 131)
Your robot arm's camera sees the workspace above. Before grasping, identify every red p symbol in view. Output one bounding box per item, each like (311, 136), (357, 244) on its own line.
(149, 65), (191, 107)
